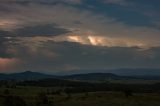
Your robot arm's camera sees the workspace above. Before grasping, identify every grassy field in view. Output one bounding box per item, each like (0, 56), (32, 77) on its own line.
(110, 79), (160, 84)
(0, 86), (160, 106)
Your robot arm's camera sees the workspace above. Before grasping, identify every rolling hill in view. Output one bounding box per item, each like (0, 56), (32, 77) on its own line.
(0, 69), (160, 81)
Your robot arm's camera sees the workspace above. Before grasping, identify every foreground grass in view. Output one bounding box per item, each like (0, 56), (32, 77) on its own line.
(0, 86), (160, 106)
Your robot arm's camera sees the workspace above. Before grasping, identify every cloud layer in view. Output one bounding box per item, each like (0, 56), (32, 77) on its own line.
(0, 0), (160, 73)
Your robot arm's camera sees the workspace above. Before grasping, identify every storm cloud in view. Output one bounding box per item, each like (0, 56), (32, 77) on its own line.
(4, 41), (159, 73)
(0, 0), (160, 73)
(0, 24), (70, 59)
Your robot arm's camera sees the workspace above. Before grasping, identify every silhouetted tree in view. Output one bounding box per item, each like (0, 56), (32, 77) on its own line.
(79, 92), (88, 100)
(3, 89), (10, 95)
(123, 89), (133, 98)
(65, 93), (71, 101)
(38, 92), (48, 104)
(3, 96), (26, 106)
(36, 92), (53, 106)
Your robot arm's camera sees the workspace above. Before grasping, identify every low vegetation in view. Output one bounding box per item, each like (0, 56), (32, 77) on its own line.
(0, 79), (160, 106)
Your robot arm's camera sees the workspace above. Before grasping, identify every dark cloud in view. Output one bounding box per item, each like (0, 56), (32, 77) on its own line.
(9, 41), (160, 72)
(103, 0), (128, 5)
(45, 41), (156, 69)
(0, 37), (14, 58)
(0, 24), (70, 37)
(0, 0), (82, 5)
(0, 23), (70, 59)
(0, 0), (160, 73)
(12, 24), (70, 37)
(0, 30), (10, 37)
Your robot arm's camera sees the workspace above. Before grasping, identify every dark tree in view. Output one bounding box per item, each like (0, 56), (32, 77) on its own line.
(123, 89), (133, 98)
(36, 92), (53, 106)
(3, 96), (26, 106)
(3, 89), (10, 95)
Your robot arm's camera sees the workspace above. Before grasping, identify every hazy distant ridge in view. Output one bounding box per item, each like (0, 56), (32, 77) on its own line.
(0, 69), (160, 81)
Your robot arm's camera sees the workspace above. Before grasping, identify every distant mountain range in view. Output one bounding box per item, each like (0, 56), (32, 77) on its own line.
(0, 71), (56, 80)
(62, 73), (129, 81)
(0, 70), (160, 81)
(57, 68), (160, 76)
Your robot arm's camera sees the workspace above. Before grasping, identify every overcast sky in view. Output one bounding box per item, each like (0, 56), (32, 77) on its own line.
(0, 0), (160, 73)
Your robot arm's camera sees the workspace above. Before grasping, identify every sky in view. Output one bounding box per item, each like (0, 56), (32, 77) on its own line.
(0, 0), (160, 74)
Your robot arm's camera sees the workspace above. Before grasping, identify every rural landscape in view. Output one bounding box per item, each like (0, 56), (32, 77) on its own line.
(0, 70), (160, 106)
(0, 0), (160, 106)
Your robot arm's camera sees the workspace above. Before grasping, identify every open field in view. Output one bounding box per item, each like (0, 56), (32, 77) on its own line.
(0, 86), (160, 106)
(110, 79), (160, 84)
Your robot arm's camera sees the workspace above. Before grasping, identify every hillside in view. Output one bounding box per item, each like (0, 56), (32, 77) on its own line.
(0, 70), (160, 81)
